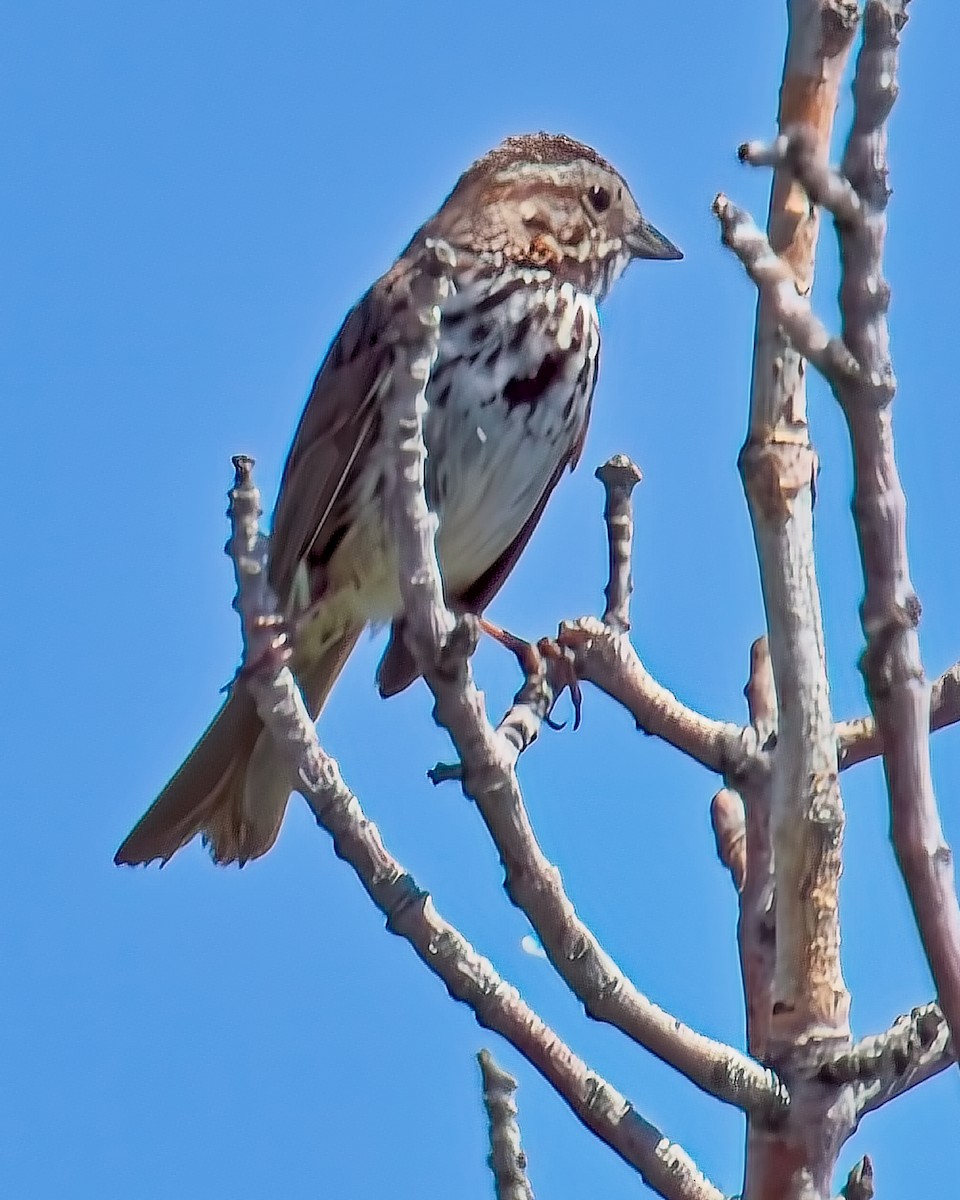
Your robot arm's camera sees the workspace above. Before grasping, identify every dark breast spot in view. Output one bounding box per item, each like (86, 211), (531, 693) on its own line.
(503, 352), (563, 409)
(475, 275), (528, 314)
(508, 312), (533, 354)
(572, 305), (586, 351)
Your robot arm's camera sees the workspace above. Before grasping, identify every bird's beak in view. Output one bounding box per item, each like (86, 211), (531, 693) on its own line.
(626, 217), (683, 261)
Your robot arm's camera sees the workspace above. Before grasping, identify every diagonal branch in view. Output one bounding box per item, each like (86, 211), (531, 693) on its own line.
(382, 241), (787, 1121)
(713, 193), (858, 382)
(739, 128), (862, 228)
(554, 458), (751, 777)
(226, 456), (723, 1200)
(559, 617), (749, 775)
(428, 633), (577, 785)
(478, 1050), (536, 1200)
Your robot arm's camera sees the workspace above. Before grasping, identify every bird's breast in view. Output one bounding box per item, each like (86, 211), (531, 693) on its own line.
(314, 272), (600, 643)
(424, 273), (600, 592)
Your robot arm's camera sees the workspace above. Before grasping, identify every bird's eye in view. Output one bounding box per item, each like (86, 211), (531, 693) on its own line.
(586, 185), (611, 213)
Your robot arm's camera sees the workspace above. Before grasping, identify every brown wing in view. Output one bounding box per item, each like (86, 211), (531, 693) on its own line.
(268, 260), (412, 604)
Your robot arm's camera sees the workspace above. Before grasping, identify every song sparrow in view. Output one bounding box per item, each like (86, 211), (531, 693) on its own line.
(115, 132), (681, 867)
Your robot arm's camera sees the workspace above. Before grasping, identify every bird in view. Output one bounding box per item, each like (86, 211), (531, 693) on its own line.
(115, 132), (681, 867)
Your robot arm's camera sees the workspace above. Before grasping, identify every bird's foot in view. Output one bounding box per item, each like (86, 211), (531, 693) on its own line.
(478, 617), (583, 731)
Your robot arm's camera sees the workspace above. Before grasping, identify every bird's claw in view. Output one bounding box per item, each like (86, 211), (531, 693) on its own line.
(478, 618), (584, 731)
(535, 636), (584, 731)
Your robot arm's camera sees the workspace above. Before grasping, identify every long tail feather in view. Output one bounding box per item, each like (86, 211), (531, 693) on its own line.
(114, 625), (363, 867)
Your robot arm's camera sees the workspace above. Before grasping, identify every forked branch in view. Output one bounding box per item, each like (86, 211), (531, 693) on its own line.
(734, 0), (960, 1057)
(383, 242), (787, 1124)
(226, 455), (722, 1200)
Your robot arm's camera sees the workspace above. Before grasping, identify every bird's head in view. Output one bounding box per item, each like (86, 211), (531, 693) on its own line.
(426, 132), (681, 300)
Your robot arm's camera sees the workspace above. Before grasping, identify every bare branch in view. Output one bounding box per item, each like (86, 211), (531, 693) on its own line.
(596, 454), (644, 633)
(718, 7), (863, 1194)
(734, 0), (960, 1070)
(428, 627), (579, 784)
(821, 1002), (944, 1085)
(838, 660), (960, 767)
(478, 1050), (536, 1200)
(553, 460), (751, 776)
(712, 194), (858, 382)
(381, 238), (458, 659)
(739, 129), (862, 227)
(717, 2), (857, 1054)
(837, 1003), (955, 1116)
(226, 457), (723, 1200)
(738, 638), (777, 1062)
(826, 0), (960, 1053)
(382, 246), (787, 1120)
(559, 617), (749, 775)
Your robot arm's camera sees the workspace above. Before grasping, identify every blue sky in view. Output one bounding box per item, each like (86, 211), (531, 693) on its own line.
(4, 2), (959, 1196)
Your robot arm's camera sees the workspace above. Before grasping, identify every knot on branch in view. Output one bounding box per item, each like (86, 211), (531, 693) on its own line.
(440, 612), (481, 677)
(711, 788), (746, 892)
(739, 440), (818, 523)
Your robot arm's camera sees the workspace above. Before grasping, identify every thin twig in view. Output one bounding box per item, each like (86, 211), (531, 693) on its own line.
(382, 244), (787, 1122)
(559, 617), (750, 776)
(478, 1050), (536, 1200)
(739, 128), (862, 227)
(429, 630), (580, 783)
(596, 454), (643, 633)
(713, 194), (858, 382)
(226, 457), (722, 1200)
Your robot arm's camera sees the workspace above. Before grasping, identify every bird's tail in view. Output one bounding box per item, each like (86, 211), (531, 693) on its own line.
(114, 626), (363, 867)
